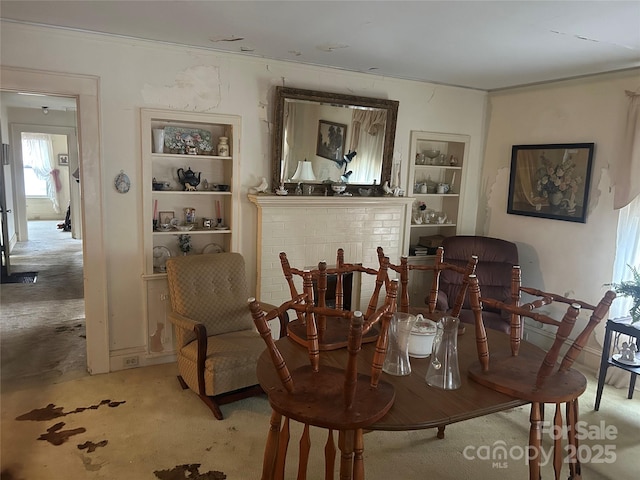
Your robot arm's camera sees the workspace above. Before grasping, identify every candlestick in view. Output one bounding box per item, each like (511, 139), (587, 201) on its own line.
(451, 172), (456, 192)
(216, 200), (221, 219)
(153, 200), (159, 231)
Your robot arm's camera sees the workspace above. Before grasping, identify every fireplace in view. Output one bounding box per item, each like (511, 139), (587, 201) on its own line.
(249, 195), (412, 310)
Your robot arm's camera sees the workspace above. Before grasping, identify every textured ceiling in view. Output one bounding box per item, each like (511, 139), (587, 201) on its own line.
(1, 1), (639, 91)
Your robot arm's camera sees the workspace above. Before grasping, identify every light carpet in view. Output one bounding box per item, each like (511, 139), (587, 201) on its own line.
(1, 220), (86, 393)
(1, 362), (638, 480)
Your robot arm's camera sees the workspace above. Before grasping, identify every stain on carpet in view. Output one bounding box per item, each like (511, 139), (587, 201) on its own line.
(15, 399), (126, 421)
(54, 323), (84, 334)
(79, 454), (104, 472)
(38, 422), (86, 446)
(16, 399), (126, 452)
(154, 464), (226, 480)
(0, 469), (19, 480)
(78, 440), (108, 452)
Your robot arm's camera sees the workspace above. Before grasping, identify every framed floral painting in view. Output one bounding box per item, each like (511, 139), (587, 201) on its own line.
(507, 143), (594, 223)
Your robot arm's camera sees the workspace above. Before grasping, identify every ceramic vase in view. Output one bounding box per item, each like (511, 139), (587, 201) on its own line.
(152, 128), (165, 154)
(549, 191), (564, 206)
(217, 137), (229, 156)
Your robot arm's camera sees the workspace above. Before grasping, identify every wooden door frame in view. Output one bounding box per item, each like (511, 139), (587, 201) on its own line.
(1, 66), (109, 374)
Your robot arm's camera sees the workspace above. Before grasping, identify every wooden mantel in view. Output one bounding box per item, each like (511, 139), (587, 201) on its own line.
(248, 194), (414, 208)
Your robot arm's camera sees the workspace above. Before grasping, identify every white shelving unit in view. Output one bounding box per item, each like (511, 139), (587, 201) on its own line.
(404, 131), (470, 306)
(406, 131), (470, 255)
(140, 108), (241, 357)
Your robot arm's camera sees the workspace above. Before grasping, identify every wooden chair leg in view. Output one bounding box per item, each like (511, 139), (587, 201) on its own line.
(199, 394), (224, 420)
(552, 404), (562, 480)
(274, 415), (289, 480)
(177, 375), (224, 419)
(338, 430), (355, 480)
(261, 410), (283, 480)
(298, 424), (311, 480)
(566, 399), (581, 479)
(353, 429), (365, 480)
(177, 375), (189, 389)
(528, 402), (542, 480)
(437, 425), (446, 439)
(325, 430), (336, 480)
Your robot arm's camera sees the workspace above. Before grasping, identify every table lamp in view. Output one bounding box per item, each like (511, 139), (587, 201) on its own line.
(291, 160), (316, 181)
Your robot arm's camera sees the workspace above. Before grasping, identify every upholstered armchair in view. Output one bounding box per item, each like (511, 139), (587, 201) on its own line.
(437, 236), (519, 333)
(166, 252), (285, 419)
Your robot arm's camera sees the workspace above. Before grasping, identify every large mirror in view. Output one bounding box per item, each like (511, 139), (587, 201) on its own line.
(272, 87), (399, 193)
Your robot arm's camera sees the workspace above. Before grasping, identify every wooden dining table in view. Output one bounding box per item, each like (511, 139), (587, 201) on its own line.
(257, 327), (530, 433)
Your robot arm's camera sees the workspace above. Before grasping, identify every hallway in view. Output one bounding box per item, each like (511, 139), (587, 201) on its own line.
(0, 220), (86, 392)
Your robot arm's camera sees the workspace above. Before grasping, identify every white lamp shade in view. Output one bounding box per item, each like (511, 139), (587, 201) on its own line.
(291, 161), (316, 181)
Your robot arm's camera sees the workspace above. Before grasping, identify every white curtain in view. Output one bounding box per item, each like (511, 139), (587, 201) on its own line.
(611, 195), (640, 320)
(602, 89), (640, 388)
(613, 91), (640, 209)
(281, 101), (296, 183)
(348, 109), (387, 183)
(21, 133), (61, 213)
(602, 195), (640, 388)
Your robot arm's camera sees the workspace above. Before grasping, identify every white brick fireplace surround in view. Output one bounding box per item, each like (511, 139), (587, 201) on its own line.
(249, 194), (413, 312)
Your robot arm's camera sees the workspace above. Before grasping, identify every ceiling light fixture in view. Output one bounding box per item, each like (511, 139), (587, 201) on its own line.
(41, 106), (49, 115)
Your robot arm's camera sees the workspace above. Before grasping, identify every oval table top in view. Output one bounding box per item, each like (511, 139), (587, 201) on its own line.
(257, 327), (530, 431)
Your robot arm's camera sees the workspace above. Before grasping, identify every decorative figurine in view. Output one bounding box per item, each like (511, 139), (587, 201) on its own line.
(177, 166), (201, 191)
(178, 234), (192, 255)
(249, 177), (269, 194)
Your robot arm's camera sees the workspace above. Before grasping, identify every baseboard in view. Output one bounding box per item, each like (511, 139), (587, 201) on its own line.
(110, 348), (176, 372)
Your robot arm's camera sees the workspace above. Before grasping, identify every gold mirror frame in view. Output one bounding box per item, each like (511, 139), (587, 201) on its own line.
(271, 86), (399, 194)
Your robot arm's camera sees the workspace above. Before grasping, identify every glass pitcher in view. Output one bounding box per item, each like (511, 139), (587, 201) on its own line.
(425, 316), (461, 389)
(382, 312), (417, 376)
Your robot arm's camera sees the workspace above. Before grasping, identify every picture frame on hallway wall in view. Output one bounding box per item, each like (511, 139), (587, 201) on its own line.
(58, 153), (69, 166)
(507, 143), (594, 223)
(316, 119), (347, 162)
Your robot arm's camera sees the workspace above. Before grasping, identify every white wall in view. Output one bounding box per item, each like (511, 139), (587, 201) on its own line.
(482, 69), (640, 368)
(0, 22), (488, 364)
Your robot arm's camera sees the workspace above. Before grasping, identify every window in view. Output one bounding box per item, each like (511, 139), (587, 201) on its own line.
(22, 165), (48, 196)
(612, 195), (640, 318)
(21, 133), (53, 198)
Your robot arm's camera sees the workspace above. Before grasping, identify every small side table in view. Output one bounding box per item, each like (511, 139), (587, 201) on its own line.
(594, 316), (640, 411)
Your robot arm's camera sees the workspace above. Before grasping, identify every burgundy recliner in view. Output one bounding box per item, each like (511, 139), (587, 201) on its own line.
(436, 236), (519, 334)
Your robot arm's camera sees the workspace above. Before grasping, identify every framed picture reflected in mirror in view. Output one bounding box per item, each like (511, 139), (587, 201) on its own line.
(316, 120), (347, 162)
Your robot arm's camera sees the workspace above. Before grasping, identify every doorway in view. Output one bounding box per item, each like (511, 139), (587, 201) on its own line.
(0, 219), (86, 390)
(0, 94), (87, 387)
(0, 66), (109, 374)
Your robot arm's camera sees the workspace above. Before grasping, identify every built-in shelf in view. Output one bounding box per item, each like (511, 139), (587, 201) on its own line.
(140, 108), (241, 357)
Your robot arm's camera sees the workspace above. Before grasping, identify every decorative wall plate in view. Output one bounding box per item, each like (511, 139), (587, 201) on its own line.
(114, 170), (131, 193)
(202, 243), (224, 254)
(164, 126), (213, 155)
(152, 246), (171, 273)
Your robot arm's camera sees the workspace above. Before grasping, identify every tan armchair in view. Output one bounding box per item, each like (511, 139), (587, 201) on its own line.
(166, 252), (285, 419)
